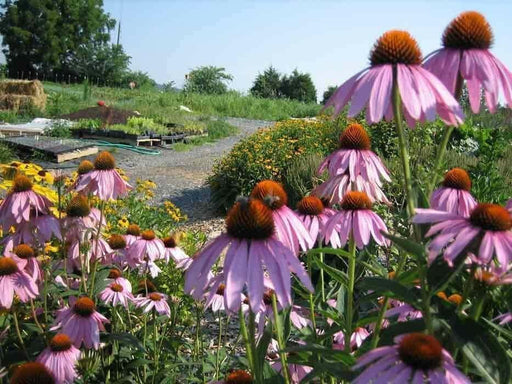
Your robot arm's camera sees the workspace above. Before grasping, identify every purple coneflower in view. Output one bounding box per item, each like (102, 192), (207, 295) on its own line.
(162, 235), (189, 264)
(272, 361), (312, 384)
(413, 203), (512, 268)
(62, 195), (99, 243)
(353, 333), (470, 383)
(9, 362), (55, 384)
(0, 174), (52, 228)
(424, 11), (512, 113)
(37, 333), (81, 384)
(474, 265), (512, 286)
(324, 191), (389, 249)
(0, 256), (38, 308)
(3, 211), (61, 251)
(106, 234), (127, 266)
(430, 168), (477, 217)
(68, 159), (94, 191)
(134, 292), (171, 317)
(209, 370), (253, 384)
(325, 30), (464, 127)
(100, 282), (133, 308)
(185, 198), (313, 312)
(205, 282), (227, 313)
(107, 268), (132, 291)
(124, 224), (141, 246)
(251, 180), (314, 254)
(296, 196), (335, 242)
(126, 230), (165, 266)
(52, 296), (109, 349)
(333, 326), (370, 351)
(75, 151), (131, 200)
(10, 244), (42, 283)
(385, 301), (423, 322)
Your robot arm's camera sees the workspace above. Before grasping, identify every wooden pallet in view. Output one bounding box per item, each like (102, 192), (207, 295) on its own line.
(1, 136), (98, 163)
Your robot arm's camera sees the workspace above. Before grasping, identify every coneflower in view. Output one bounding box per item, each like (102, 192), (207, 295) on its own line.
(0, 256), (38, 309)
(430, 168), (477, 217)
(37, 333), (81, 384)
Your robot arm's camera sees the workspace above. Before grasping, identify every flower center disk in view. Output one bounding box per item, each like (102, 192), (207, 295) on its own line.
(78, 160), (94, 175)
(108, 234), (126, 249)
(250, 180), (288, 209)
(226, 198), (275, 240)
(470, 203), (512, 231)
(163, 236), (177, 248)
(73, 297), (96, 317)
(442, 168), (471, 191)
(341, 191), (372, 210)
(138, 279), (157, 293)
(141, 230), (156, 241)
(12, 174), (33, 193)
(126, 224), (141, 236)
(14, 244), (35, 259)
(149, 292), (162, 301)
(226, 370), (253, 384)
(216, 283), (226, 295)
(111, 283), (124, 292)
(443, 11), (493, 49)
(108, 268), (122, 279)
(339, 123), (371, 150)
(370, 30), (422, 66)
(50, 333), (72, 352)
(10, 362), (55, 384)
(0, 257), (18, 276)
(398, 333), (443, 370)
(94, 151), (116, 170)
(66, 195), (91, 217)
(297, 195), (324, 216)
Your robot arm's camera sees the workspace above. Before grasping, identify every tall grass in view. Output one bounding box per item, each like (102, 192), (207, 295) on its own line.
(40, 82), (321, 121)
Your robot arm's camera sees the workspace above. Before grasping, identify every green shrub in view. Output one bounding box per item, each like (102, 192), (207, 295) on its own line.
(208, 116), (344, 212)
(206, 119), (238, 139)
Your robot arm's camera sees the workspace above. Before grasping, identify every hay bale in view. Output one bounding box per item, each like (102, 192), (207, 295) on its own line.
(0, 80), (46, 111)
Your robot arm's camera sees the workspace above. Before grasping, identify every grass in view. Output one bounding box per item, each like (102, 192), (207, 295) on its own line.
(40, 82), (321, 121)
(170, 119), (239, 151)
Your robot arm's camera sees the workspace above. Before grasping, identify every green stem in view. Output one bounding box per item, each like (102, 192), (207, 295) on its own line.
(420, 268), (434, 335)
(271, 294), (291, 384)
(248, 310), (263, 383)
(239, 307), (258, 382)
(152, 311), (159, 383)
(344, 237), (357, 354)
(215, 313), (223, 380)
(318, 239), (326, 302)
(392, 69), (415, 221)
(369, 297), (389, 349)
(13, 308), (29, 360)
(89, 201), (105, 296)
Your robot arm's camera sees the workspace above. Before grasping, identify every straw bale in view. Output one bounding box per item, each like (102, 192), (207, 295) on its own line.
(0, 80), (46, 111)
(0, 94), (46, 111)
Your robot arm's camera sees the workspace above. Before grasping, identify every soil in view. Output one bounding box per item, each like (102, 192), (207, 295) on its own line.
(60, 106), (139, 126)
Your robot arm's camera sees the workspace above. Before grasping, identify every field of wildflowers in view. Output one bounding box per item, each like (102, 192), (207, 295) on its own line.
(2, 9), (512, 384)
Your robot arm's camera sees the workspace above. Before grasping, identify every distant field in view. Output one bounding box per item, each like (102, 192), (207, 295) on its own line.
(38, 82), (322, 122)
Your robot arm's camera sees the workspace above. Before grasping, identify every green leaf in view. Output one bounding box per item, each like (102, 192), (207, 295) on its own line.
(383, 233), (425, 259)
(312, 253), (348, 286)
(449, 315), (511, 384)
(378, 319), (426, 346)
(256, 323), (273, 361)
(302, 362), (355, 382)
(358, 277), (417, 304)
(427, 253), (466, 294)
(307, 247), (351, 258)
(107, 332), (146, 352)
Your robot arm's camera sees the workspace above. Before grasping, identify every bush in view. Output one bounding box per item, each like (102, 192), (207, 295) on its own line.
(208, 116), (343, 212)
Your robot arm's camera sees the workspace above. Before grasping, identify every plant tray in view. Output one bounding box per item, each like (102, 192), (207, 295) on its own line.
(72, 128), (159, 147)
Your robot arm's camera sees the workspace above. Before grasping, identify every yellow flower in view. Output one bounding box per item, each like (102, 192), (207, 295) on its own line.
(44, 243), (59, 254)
(118, 216), (129, 228)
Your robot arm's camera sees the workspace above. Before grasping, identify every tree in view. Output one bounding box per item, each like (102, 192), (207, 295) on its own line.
(0, 0), (115, 77)
(280, 69), (317, 103)
(68, 42), (130, 85)
(184, 66), (233, 94)
(250, 66), (282, 98)
(322, 85), (338, 104)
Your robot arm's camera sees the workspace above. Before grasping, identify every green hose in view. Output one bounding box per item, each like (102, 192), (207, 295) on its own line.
(92, 140), (161, 155)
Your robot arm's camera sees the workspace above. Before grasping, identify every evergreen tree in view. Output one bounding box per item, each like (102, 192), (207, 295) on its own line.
(250, 65), (282, 98)
(280, 69), (317, 103)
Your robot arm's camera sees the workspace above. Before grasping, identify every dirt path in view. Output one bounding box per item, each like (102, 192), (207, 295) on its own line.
(114, 117), (272, 224)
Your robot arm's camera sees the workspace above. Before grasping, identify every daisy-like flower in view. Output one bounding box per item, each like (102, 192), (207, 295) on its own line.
(205, 282), (227, 313)
(413, 203), (512, 268)
(251, 180), (314, 254)
(62, 195), (100, 243)
(3, 211), (61, 249)
(126, 230), (165, 266)
(319, 124), (388, 179)
(10, 244), (42, 283)
(424, 11), (512, 113)
(209, 370), (253, 384)
(162, 235), (189, 264)
(0, 256), (38, 308)
(323, 191), (389, 249)
(75, 151), (131, 200)
(106, 234), (127, 266)
(474, 265), (512, 286)
(37, 333), (81, 384)
(52, 296), (109, 349)
(107, 268), (132, 291)
(99, 282), (134, 308)
(0, 174), (52, 228)
(353, 333), (470, 383)
(289, 304), (312, 330)
(333, 327), (370, 351)
(9, 362), (56, 384)
(430, 168), (477, 217)
(385, 301), (423, 322)
(185, 198), (313, 313)
(324, 30), (464, 127)
(68, 160), (94, 191)
(295, 196), (335, 242)
(134, 291), (171, 317)
(124, 224), (141, 246)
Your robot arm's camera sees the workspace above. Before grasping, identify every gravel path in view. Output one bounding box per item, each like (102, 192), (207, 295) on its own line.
(114, 117), (272, 225)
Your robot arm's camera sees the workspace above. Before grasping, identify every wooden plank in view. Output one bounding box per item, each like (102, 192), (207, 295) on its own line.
(56, 146), (98, 163)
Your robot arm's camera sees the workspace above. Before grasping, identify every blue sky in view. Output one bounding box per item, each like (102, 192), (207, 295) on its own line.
(106, 1), (511, 99)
